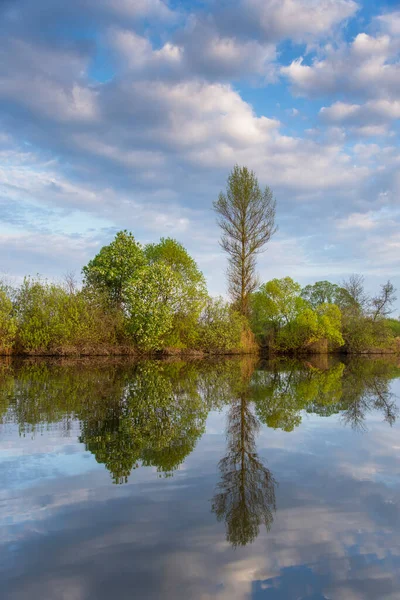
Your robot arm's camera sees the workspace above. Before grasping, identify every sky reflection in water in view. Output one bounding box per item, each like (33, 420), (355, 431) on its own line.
(1, 356), (400, 600)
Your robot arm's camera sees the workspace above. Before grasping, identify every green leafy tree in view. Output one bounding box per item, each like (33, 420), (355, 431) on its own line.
(251, 277), (304, 332)
(145, 238), (207, 347)
(386, 318), (400, 337)
(214, 165), (277, 316)
(301, 281), (344, 309)
(124, 263), (179, 351)
(251, 278), (344, 352)
(82, 231), (146, 307)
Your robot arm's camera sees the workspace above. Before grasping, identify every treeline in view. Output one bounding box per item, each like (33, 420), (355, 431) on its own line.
(0, 165), (399, 356)
(0, 231), (399, 355)
(0, 233), (255, 355)
(251, 275), (399, 354)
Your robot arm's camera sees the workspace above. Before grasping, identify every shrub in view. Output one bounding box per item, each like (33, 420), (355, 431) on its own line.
(0, 287), (17, 351)
(15, 277), (120, 352)
(197, 298), (245, 353)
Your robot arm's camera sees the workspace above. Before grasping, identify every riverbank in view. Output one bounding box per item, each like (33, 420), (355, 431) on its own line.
(1, 338), (399, 359)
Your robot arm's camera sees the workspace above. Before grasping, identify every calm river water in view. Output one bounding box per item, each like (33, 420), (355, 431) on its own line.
(1, 356), (400, 600)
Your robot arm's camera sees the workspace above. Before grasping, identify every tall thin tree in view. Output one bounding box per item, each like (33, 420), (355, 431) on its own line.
(214, 165), (277, 316)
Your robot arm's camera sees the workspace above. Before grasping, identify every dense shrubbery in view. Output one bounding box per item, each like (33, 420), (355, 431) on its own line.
(250, 277), (344, 352)
(0, 231), (249, 355)
(13, 277), (122, 352)
(0, 285), (16, 351)
(250, 275), (399, 354)
(0, 231), (398, 356)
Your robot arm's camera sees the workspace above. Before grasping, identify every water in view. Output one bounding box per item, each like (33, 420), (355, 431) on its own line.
(1, 356), (400, 600)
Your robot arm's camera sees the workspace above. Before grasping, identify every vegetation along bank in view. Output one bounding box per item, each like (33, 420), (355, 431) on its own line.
(0, 165), (398, 356)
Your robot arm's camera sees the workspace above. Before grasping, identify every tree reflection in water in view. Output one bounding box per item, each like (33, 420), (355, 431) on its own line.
(212, 392), (276, 547)
(0, 355), (399, 495)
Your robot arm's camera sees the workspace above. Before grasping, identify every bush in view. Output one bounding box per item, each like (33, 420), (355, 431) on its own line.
(0, 287), (17, 352)
(197, 298), (245, 353)
(385, 318), (400, 338)
(15, 277), (121, 352)
(343, 316), (394, 353)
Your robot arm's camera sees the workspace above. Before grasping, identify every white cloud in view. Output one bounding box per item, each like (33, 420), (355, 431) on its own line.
(0, 39), (99, 123)
(282, 31), (400, 100)
(108, 26), (277, 80)
(376, 11), (400, 37)
(217, 0), (359, 43)
(98, 0), (174, 21)
(320, 99), (400, 128)
(336, 211), (378, 230)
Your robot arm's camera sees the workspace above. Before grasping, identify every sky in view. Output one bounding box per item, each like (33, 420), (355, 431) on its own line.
(0, 0), (400, 310)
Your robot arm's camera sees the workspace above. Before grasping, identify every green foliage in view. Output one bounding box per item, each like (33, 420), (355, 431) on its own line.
(214, 165), (276, 316)
(197, 297), (245, 353)
(0, 359), (209, 483)
(301, 280), (346, 309)
(0, 287), (17, 351)
(124, 263), (178, 351)
(386, 318), (400, 338)
(343, 316), (394, 353)
(2, 226), (398, 356)
(144, 237), (207, 347)
(14, 277), (120, 352)
(82, 230), (146, 307)
(253, 362), (345, 431)
(251, 277), (344, 352)
(251, 277), (304, 331)
(2, 356), (399, 491)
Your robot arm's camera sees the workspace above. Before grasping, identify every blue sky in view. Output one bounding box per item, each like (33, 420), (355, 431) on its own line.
(0, 0), (399, 309)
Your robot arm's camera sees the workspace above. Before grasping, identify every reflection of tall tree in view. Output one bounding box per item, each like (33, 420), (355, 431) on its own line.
(212, 360), (276, 547)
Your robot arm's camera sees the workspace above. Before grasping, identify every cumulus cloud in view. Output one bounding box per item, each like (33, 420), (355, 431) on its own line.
(282, 31), (400, 100)
(0, 38), (98, 123)
(320, 100), (400, 130)
(213, 0), (359, 43)
(108, 25), (277, 81)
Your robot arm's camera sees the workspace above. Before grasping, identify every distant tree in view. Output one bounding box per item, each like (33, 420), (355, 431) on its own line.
(342, 274), (369, 315)
(14, 276), (120, 352)
(82, 231), (146, 308)
(214, 165), (277, 316)
(371, 280), (397, 321)
(386, 318), (400, 337)
(301, 280), (342, 309)
(251, 277), (303, 330)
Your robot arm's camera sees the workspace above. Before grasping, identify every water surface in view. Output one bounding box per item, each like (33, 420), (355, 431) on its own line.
(1, 355), (400, 599)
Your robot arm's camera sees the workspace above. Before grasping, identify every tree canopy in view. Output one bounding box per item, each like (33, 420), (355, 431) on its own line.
(214, 165), (276, 316)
